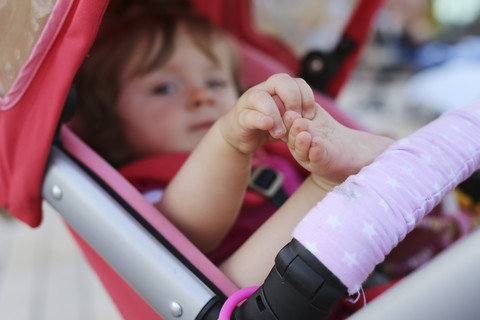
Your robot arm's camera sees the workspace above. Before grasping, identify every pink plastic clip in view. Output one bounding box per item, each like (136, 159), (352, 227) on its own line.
(218, 286), (260, 320)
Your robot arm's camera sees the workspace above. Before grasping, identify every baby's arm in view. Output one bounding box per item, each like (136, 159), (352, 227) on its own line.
(220, 104), (394, 286)
(157, 74), (314, 253)
(223, 105), (480, 293)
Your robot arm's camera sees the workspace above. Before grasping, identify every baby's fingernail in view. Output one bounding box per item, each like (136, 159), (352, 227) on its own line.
(304, 108), (315, 119)
(274, 124), (285, 137)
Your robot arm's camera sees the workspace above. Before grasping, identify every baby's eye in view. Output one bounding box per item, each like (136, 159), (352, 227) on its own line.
(152, 83), (175, 95)
(207, 79), (227, 89)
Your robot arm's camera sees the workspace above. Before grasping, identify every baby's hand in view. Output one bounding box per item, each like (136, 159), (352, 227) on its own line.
(220, 73), (315, 154)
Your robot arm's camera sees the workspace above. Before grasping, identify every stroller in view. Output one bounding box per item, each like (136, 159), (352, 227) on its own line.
(2, 0), (480, 319)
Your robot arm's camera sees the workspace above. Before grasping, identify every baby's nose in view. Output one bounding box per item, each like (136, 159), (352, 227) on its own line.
(188, 87), (215, 110)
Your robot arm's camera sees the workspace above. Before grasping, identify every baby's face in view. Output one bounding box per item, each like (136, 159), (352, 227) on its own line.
(116, 24), (238, 157)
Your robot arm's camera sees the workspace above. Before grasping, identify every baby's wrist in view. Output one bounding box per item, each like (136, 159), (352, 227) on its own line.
(218, 114), (267, 156)
(308, 174), (337, 195)
(214, 121), (253, 159)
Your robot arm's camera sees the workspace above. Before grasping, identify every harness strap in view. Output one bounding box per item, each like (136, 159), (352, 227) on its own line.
(248, 166), (289, 208)
(120, 143), (300, 209)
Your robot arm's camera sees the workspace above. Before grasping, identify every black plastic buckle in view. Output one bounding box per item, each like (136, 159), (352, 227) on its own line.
(249, 166), (284, 198)
(233, 239), (347, 320)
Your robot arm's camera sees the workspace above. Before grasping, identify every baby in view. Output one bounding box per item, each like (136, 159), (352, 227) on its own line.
(70, 3), (394, 286)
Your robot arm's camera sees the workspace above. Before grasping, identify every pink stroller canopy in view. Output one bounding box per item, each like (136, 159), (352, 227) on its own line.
(0, 0), (381, 228)
(0, 0), (108, 227)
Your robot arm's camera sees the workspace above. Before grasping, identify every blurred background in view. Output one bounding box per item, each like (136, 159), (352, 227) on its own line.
(2, 0), (480, 319)
(254, 0), (480, 137)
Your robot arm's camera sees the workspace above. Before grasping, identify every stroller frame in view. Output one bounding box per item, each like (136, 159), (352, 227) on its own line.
(43, 144), (224, 319)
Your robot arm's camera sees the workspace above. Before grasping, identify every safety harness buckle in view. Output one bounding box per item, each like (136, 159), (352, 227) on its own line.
(248, 166), (284, 198)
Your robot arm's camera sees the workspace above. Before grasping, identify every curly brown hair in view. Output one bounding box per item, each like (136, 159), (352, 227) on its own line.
(70, 2), (240, 167)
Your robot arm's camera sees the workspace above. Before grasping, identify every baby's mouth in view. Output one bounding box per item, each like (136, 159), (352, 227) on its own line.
(190, 121), (215, 131)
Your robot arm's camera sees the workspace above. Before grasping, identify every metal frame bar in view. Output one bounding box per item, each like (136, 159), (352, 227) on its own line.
(41, 146), (216, 320)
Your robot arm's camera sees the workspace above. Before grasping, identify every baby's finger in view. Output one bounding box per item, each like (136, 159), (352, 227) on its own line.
(287, 117), (308, 152)
(283, 110), (301, 132)
(263, 73), (302, 114)
(239, 109), (274, 131)
(294, 131), (312, 162)
(272, 95), (286, 115)
(242, 89), (285, 137)
(294, 78), (315, 119)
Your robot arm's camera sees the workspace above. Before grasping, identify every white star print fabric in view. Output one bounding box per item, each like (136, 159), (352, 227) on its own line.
(292, 104), (480, 294)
